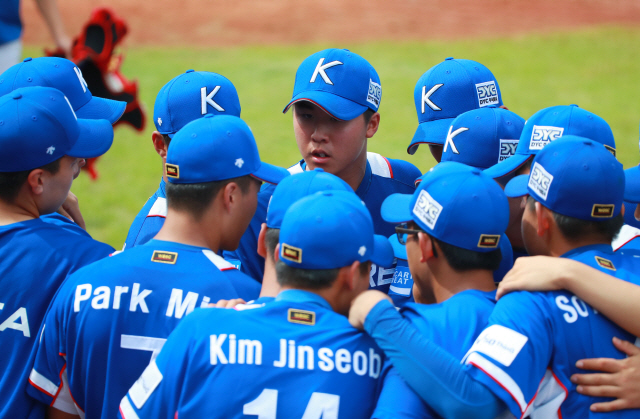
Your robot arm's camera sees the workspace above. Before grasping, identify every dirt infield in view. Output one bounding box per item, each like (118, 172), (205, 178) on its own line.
(21, 0), (640, 47)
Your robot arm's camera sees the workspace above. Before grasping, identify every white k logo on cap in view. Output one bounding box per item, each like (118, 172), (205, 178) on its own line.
(310, 58), (343, 85)
(422, 84), (443, 113)
(201, 86), (224, 114)
(443, 126), (469, 154)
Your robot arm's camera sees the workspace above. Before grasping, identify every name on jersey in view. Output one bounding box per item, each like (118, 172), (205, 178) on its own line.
(210, 334), (382, 378)
(73, 283), (214, 319)
(475, 81), (499, 107)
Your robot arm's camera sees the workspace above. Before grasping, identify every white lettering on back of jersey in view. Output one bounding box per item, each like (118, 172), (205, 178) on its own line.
(166, 288), (198, 319)
(74, 284), (92, 312)
(556, 295), (590, 323)
(0, 305), (30, 337)
(92, 286), (111, 309)
(210, 333), (262, 365)
(130, 283), (152, 313)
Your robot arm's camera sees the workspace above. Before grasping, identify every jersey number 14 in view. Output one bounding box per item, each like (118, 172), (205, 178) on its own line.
(243, 389), (339, 419)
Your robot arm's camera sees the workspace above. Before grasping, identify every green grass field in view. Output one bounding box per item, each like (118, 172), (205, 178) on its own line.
(24, 26), (640, 248)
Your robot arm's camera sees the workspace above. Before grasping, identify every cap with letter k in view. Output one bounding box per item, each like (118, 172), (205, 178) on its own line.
(504, 135), (624, 222)
(408, 57), (503, 154)
(484, 104), (616, 179)
(154, 70), (241, 138)
(0, 57), (126, 124)
(283, 48), (381, 121)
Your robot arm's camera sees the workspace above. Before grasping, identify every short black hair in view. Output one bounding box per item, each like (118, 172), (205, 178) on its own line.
(0, 158), (61, 203)
(527, 196), (624, 243)
(161, 134), (171, 148)
(363, 109), (376, 124)
(165, 175), (254, 220)
(430, 234), (502, 272)
(264, 227), (280, 261)
(275, 260), (371, 290)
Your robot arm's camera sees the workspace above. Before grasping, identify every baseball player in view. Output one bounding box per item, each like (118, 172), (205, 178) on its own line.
(27, 115), (285, 419)
(256, 167), (353, 300)
(350, 136), (640, 419)
(119, 190), (396, 419)
(367, 162), (510, 418)
(226, 48), (422, 287)
(123, 70), (247, 250)
(0, 0), (71, 74)
(485, 104), (618, 259)
(0, 86), (114, 419)
(407, 57), (504, 163)
(612, 163), (640, 251)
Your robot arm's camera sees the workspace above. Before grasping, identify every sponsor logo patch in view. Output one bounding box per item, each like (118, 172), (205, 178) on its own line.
(367, 79), (382, 108)
(475, 81), (499, 107)
(288, 308), (316, 325)
(498, 139), (519, 162)
(604, 144), (616, 157)
(165, 163), (179, 179)
(478, 234), (501, 248)
(528, 162), (554, 200)
(412, 190), (443, 230)
(151, 251), (178, 264)
(595, 256), (616, 271)
(529, 125), (564, 150)
(281, 244), (302, 264)
(464, 324), (528, 367)
(591, 204), (615, 218)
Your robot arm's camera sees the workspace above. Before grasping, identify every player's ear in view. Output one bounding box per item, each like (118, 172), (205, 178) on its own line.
(346, 260), (361, 291)
(273, 243), (280, 263)
(222, 181), (240, 212)
(26, 168), (46, 196)
(418, 232), (434, 262)
(152, 131), (169, 160)
(535, 202), (552, 237)
(365, 112), (380, 138)
(257, 223), (268, 258)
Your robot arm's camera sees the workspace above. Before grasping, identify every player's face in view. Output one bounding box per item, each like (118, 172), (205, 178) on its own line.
(38, 156), (82, 214)
(405, 222), (435, 303)
(293, 102), (373, 184)
(496, 163), (531, 251)
(428, 144), (443, 163)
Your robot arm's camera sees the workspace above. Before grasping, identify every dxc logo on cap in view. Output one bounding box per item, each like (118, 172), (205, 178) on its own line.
(475, 81), (499, 107)
(367, 79), (382, 108)
(499, 139), (519, 161)
(528, 162), (554, 200)
(530, 125), (564, 150)
(412, 190), (442, 229)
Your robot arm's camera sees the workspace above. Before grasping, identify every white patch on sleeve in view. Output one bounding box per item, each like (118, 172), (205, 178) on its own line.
(202, 249), (236, 271)
(147, 197), (167, 217)
(464, 324), (528, 367)
(129, 359), (163, 409)
(120, 395), (141, 419)
(367, 152), (392, 178)
(466, 352), (527, 413)
(29, 368), (59, 397)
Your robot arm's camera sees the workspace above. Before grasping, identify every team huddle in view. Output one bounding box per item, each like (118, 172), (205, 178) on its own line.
(2, 48), (640, 419)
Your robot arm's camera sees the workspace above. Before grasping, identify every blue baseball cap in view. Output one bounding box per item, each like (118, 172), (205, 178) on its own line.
(382, 162), (509, 252)
(283, 49), (381, 121)
(0, 86), (114, 172)
(484, 105), (616, 179)
(166, 114), (288, 184)
(504, 136), (624, 221)
(624, 165), (640, 203)
(441, 106), (525, 170)
(0, 57), (126, 124)
(154, 70), (241, 137)
(279, 190), (394, 269)
(389, 234), (407, 260)
(408, 58), (503, 154)
(267, 168), (352, 229)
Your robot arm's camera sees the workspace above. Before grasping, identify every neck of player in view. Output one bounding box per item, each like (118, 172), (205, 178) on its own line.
(154, 207), (223, 252)
(428, 262), (496, 304)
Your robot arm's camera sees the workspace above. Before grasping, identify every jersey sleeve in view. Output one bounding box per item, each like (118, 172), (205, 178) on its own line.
(463, 291), (554, 418)
(225, 269), (261, 300)
(372, 364), (437, 419)
(386, 158), (422, 187)
(26, 285), (78, 414)
(119, 311), (198, 419)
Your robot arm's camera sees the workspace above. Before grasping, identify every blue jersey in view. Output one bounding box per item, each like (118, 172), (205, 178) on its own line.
(0, 0), (21, 44)
(27, 239), (261, 419)
(119, 290), (388, 419)
(373, 289), (497, 419)
(0, 216), (113, 419)
(225, 152), (421, 284)
(123, 179), (167, 250)
(463, 244), (640, 418)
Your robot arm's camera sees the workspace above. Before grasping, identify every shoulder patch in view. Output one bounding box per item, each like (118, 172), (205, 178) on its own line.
(367, 152), (393, 179)
(478, 234), (500, 248)
(151, 250), (178, 264)
(281, 244), (302, 264)
(595, 256), (616, 271)
(165, 163), (179, 179)
(288, 308), (316, 326)
(591, 204), (615, 218)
